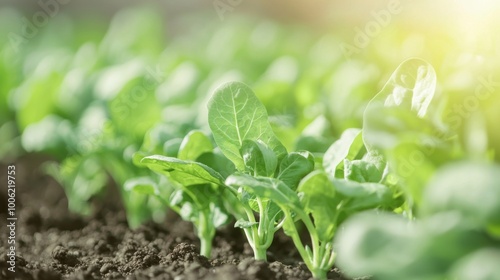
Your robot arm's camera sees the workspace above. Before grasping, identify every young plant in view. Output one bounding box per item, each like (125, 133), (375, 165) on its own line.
(335, 162), (500, 280)
(224, 144), (315, 261)
(332, 59), (497, 280)
(214, 82), (396, 278)
(361, 58), (455, 208)
(138, 82), (315, 261)
(226, 161), (395, 280)
(133, 130), (232, 257)
(208, 82), (316, 261)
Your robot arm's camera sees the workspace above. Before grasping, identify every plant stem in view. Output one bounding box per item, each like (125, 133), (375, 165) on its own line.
(297, 211), (320, 264)
(310, 267), (327, 280)
(198, 211), (214, 258)
(243, 205), (268, 261)
(199, 235), (212, 258)
(253, 246), (268, 261)
(282, 210), (313, 267)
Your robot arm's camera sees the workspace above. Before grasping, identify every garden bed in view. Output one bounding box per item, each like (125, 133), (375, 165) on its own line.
(0, 155), (349, 280)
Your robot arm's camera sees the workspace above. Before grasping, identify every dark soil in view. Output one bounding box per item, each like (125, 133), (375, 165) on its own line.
(0, 154), (350, 280)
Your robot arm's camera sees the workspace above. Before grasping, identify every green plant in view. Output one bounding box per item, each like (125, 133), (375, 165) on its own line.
(138, 81), (402, 279)
(130, 130), (233, 257)
(139, 82), (315, 260)
(334, 59), (500, 279)
(335, 162), (500, 280)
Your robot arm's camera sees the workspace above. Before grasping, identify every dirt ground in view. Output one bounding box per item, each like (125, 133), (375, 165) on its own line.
(0, 154), (351, 280)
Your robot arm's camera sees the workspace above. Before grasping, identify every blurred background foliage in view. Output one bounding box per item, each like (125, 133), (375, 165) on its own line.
(2, 1), (500, 278)
(2, 0), (499, 156)
(1, 0), (500, 215)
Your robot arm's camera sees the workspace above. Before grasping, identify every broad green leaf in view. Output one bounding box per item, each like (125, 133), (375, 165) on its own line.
(178, 130), (213, 161)
(196, 149), (236, 179)
(140, 123), (183, 155)
(344, 159), (383, 183)
(44, 155), (107, 215)
(15, 71), (62, 130)
(336, 211), (486, 280)
(421, 162), (500, 227)
(109, 75), (162, 140)
(240, 139), (277, 177)
(363, 58), (437, 150)
(296, 115), (335, 153)
(295, 135), (333, 153)
(332, 178), (386, 198)
(277, 151), (315, 190)
(331, 179), (393, 210)
(124, 176), (160, 195)
(297, 170), (337, 241)
(386, 142), (437, 206)
(226, 174), (300, 208)
(334, 211), (416, 279)
(323, 128), (364, 177)
(208, 82), (287, 170)
(185, 184), (220, 207)
(141, 155), (224, 186)
(21, 115), (73, 157)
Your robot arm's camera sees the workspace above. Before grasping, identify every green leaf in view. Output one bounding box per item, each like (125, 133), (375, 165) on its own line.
(334, 211), (416, 279)
(44, 155), (107, 215)
(295, 135), (333, 153)
(323, 128), (364, 177)
(240, 139), (277, 177)
(277, 151), (315, 190)
(178, 130), (213, 161)
(344, 159), (383, 183)
(363, 58), (437, 150)
(140, 123), (183, 155)
(385, 142), (438, 206)
(421, 162), (500, 227)
(336, 211), (487, 280)
(141, 155), (224, 186)
(16, 71), (62, 130)
(226, 174), (300, 209)
(196, 150), (236, 178)
(297, 170), (337, 241)
(331, 179), (393, 210)
(109, 74), (162, 140)
(208, 82), (287, 170)
(235, 219), (259, 229)
(21, 115), (73, 157)
(124, 177), (160, 195)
